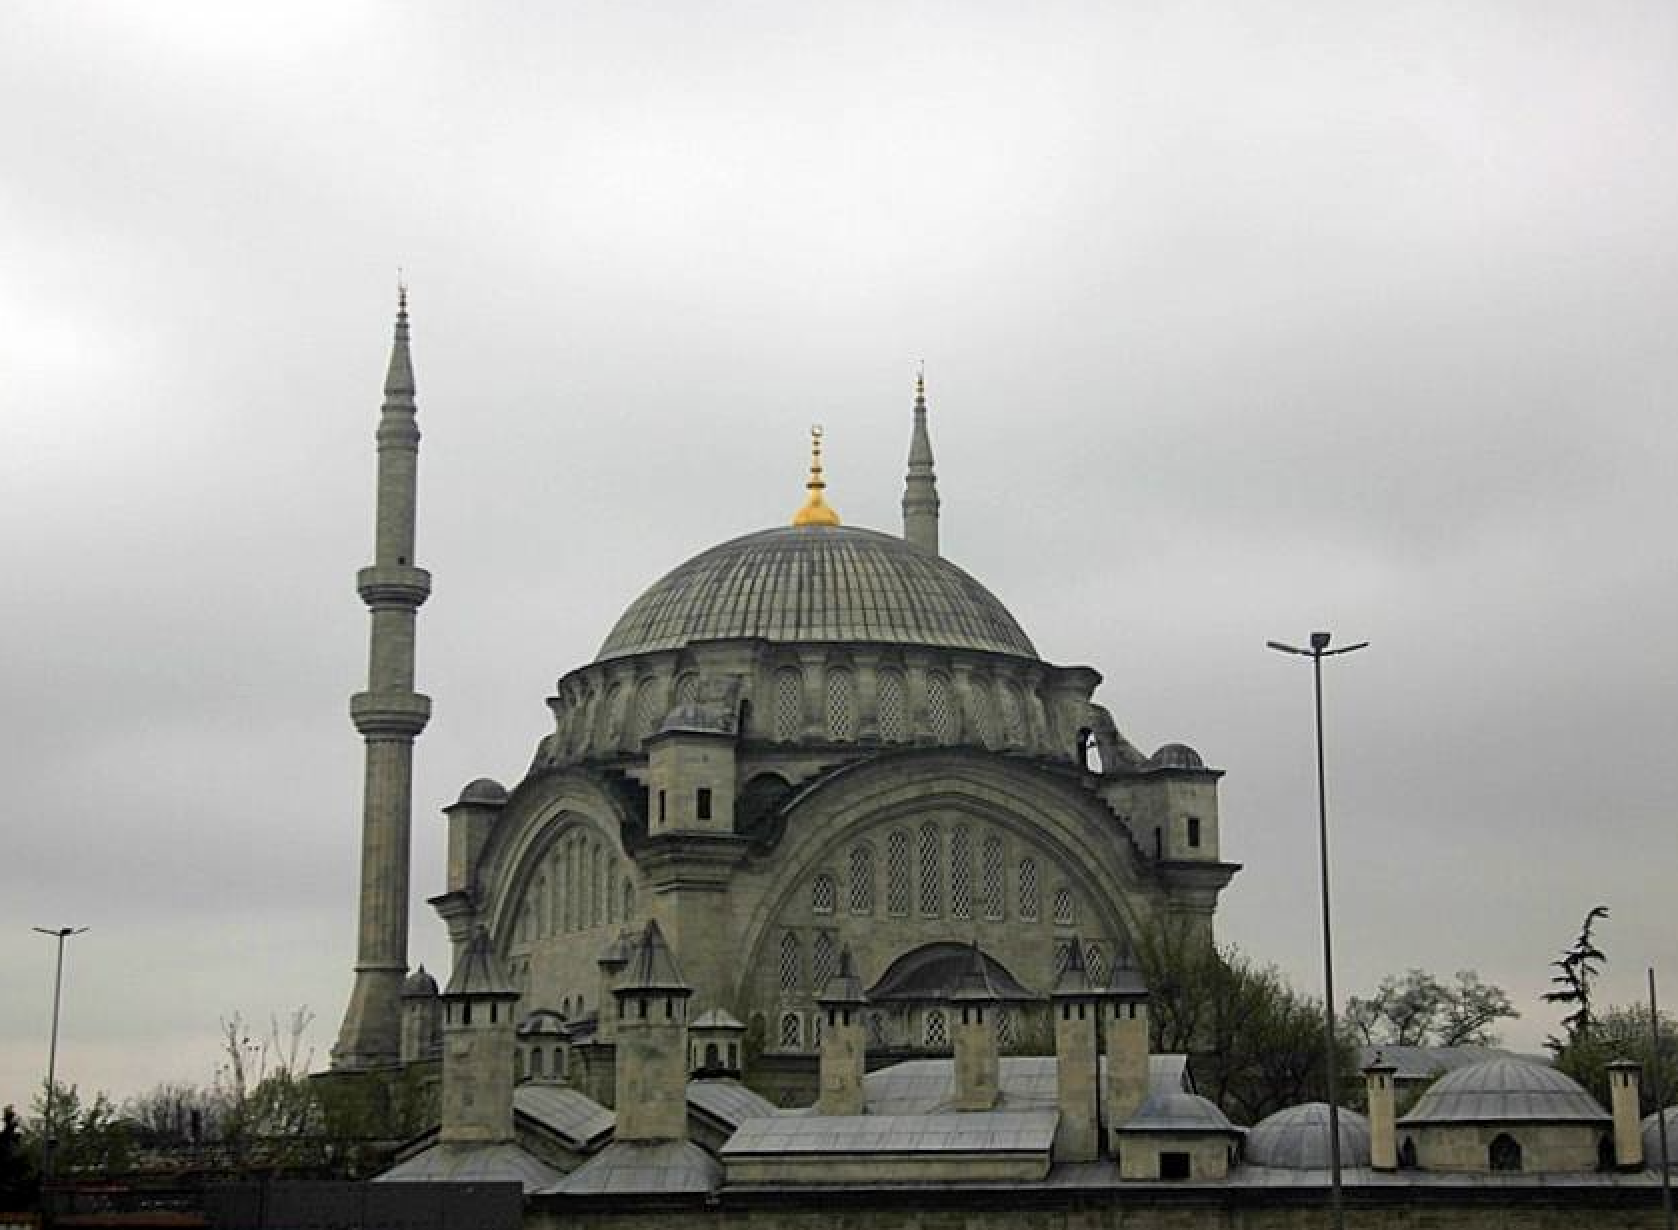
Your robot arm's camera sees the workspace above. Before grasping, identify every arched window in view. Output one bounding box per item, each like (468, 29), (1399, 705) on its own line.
(1053, 939), (1074, 976)
(606, 859), (618, 924)
(779, 1012), (803, 1049)
(779, 933), (802, 992)
(1019, 858), (1040, 920)
(531, 1048), (545, 1078)
(878, 671), (906, 742)
(811, 873), (837, 915)
(1398, 1137), (1416, 1168)
(562, 839), (577, 932)
(826, 669), (856, 741)
(997, 1006), (1017, 1049)
(927, 674), (955, 742)
(967, 685), (994, 748)
(674, 671), (699, 707)
(811, 1011), (824, 1048)
(1053, 884), (1076, 926)
(981, 835), (1004, 921)
(1085, 941), (1107, 985)
(812, 930), (837, 988)
(918, 823), (942, 915)
(579, 841), (594, 929)
(950, 826), (973, 919)
(622, 878), (635, 922)
(555, 1046), (565, 1076)
(1489, 1133), (1522, 1172)
(885, 829), (911, 916)
(599, 683), (624, 747)
(704, 1041), (720, 1069)
(923, 1009), (948, 1049)
(774, 669), (804, 742)
(849, 844), (874, 914)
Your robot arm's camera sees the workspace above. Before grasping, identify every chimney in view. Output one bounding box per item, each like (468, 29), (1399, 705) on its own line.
(951, 944), (1001, 1111)
(1050, 939), (1101, 1162)
(1363, 1052), (1399, 1170)
(815, 949), (868, 1115)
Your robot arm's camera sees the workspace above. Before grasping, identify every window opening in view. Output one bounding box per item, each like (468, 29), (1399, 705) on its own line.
(885, 829), (910, 916)
(849, 844), (874, 913)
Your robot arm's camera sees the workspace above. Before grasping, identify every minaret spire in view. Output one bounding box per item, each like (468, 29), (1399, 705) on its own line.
(333, 285), (433, 1070)
(902, 364), (940, 554)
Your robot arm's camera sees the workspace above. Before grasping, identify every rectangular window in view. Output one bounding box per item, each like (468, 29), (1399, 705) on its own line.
(697, 787), (712, 820)
(1160, 1152), (1192, 1180)
(1187, 816), (1202, 848)
(658, 790), (667, 823)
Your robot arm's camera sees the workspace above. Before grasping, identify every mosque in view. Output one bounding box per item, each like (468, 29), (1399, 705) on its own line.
(326, 295), (1674, 1225)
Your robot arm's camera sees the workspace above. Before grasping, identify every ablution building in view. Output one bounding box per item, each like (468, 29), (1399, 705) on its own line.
(324, 295), (1674, 1225)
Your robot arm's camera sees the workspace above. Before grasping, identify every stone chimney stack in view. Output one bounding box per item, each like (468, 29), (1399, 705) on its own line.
(595, 932), (631, 1046)
(1608, 1058), (1644, 1169)
(816, 949), (869, 1115)
(951, 944), (1001, 1112)
(439, 928), (519, 1144)
(1101, 950), (1151, 1147)
(1363, 1052), (1399, 1170)
(612, 920), (692, 1142)
(1050, 939), (1102, 1162)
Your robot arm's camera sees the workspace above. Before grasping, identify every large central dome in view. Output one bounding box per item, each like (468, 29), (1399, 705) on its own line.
(597, 525), (1037, 662)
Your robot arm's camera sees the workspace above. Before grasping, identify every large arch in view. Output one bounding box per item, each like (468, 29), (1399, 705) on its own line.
(733, 749), (1154, 1009)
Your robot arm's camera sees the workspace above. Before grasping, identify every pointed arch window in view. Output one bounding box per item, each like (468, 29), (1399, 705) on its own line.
(917, 823), (942, 916)
(878, 671), (906, 742)
(981, 835), (1005, 921)
(1019, 857), (1040, 920)
(826, 669), (856, 741)
(950, 826), (973, 920)
(885, 829), (911, 916)
(849, 843), (874, 914)
(927, 674), (955, 742)
(774, 669), (804, 742)
(778, 932), (802, 992)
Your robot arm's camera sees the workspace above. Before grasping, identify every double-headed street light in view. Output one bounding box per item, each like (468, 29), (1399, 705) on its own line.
(33, 925), (88, 1189)
(1266, 632), (1366, 1230)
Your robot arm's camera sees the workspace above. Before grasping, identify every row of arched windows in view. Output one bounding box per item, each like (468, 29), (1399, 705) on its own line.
(805, 825), (1077, 927)
(514, 829), (637, 945)
(771, 1005), (1022, 1053)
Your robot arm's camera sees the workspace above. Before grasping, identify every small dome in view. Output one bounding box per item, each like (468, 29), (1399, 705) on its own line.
(1149, 742), (1205, 770)
(597, 525), (1037, 662)
(1643, 1108), (1678, 1169)
(1116, 1089), (1240, 1135)
(401, 965), (439, 997)
(456, 777), (508, 806)
(1246, 1103), (1371, 1168)
(1399, 1058), (1609, 1125)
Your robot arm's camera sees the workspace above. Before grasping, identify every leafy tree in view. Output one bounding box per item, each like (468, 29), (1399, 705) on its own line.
(0, 1104), (38, 1209)
(1543, 905), (1610, 1050)
(1344, 969), (1517, 1048)
(1134, 922), (1357, 1124)
(1553, 1004), (1678, 1118)
(24, 1083), (133, 1176)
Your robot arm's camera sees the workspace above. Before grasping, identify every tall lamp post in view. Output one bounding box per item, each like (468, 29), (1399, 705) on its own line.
(1266, 632), (1366, 1230)
(33, 925), (88, 1191)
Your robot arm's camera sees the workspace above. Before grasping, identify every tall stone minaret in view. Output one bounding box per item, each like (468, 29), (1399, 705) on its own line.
(333, 287), (433, 1070)
(901, 369), (940, 554)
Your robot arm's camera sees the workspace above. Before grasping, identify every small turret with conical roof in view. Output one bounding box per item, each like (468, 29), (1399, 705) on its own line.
(439, 928), (519, 1144)
(901, 368), (940, 554)
(399, 964), (441, 1063)
(816, 948), (868, 1115)
(1051, 939), (1102, 1161)
(612, 920), (693, 1141)
(951, 943), (1001, 1111)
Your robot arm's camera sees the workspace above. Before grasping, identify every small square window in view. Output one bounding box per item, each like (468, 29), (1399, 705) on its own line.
(1160, 1152), (1191, 1180)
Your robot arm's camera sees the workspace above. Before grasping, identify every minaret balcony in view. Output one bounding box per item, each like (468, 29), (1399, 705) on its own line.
(358, 565), (432, 609)
(351, 690), (433, 738)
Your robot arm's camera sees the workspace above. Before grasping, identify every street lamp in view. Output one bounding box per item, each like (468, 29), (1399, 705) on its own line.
(33, 925), (88, 1191)
(1266, 632), (1366, 1230)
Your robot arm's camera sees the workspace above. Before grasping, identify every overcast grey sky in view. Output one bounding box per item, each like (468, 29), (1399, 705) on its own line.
(3, 1), (1676, 1112)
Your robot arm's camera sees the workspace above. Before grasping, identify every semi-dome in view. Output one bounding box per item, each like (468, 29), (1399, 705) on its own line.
(1644, 1108), (1677, 1169)
(1246, 1103), (1370, 1168)
(1399, 1058), (1608, 1125)
(597, 525), (1037, 662)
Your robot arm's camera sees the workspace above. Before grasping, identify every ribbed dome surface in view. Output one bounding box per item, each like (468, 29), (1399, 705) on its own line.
(1398, 1058), (1608, 1125)
(1246, 1103), (1371, 1168)
(597, 525), (1037, 661)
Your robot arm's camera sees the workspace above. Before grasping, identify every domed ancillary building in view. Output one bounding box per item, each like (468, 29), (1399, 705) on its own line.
(331, 299), (1238, 1096)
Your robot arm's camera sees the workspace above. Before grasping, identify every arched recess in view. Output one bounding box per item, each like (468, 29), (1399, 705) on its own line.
(476, 771), (638, 947)
(731, 749), (1151, 1008)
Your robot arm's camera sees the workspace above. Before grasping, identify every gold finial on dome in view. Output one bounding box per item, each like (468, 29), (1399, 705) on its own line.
(792, 424), (841, 527)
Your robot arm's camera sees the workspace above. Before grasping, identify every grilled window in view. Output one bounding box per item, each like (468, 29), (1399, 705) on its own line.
(918, 823), (942, 915)
(1054, 884), (1076, 926)
(779, 933), (802, 991)
(981, 835), (1005, 920)
(1019, 857), (1040, 920)
(924, 1009), (948, 1049)
(927, 674), (955, 742)
(878, 670), (906, 741)
(774, 669), (804, 741)
(812, 930), (837, 988)
(885, 829), (911, 916)
(950, 826), (973, 919)
(811, 873), (837, 915)
(826, 669), (856, 741)
(849, 844), (874, 914)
